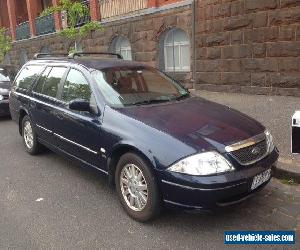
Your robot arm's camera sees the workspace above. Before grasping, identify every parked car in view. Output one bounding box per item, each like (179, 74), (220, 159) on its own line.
(0, 64), (16, 116)
(9, 53), (279, 222)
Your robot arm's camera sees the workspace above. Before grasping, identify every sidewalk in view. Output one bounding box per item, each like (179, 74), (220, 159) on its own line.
(192, 90), (300, 181)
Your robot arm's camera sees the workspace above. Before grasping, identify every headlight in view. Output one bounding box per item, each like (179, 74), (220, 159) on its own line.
(0, 95), (3, 101)
(168, 151), (234, 176)
(265, 130), (275, 153)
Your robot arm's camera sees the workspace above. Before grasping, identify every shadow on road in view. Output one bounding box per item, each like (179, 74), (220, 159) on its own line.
(0, 115), (11, 121)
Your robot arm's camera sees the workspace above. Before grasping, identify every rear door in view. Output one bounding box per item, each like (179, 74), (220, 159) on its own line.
(31, 66), (68, 145)
(53, 68), (105, 170)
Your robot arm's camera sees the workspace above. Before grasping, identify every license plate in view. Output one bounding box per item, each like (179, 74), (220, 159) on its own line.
(251, 169), (271, 190)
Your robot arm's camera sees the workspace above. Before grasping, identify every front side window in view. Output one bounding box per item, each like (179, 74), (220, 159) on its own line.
(92, 67), (189, 107)
(163, 28), (190, 72)
(61, 69), (92, 103)
(112, 36), (132, 60)
(41, 67), (66, 98)
(15, 65), (44, 90)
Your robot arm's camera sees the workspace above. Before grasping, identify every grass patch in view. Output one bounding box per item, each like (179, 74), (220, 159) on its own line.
(280, 178), (298, 186)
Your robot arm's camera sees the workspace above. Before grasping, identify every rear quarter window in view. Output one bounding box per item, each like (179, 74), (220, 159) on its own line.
(15, 65), (44, 90)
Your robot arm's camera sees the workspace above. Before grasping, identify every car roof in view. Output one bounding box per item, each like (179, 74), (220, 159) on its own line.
(27, 58), (149, 71)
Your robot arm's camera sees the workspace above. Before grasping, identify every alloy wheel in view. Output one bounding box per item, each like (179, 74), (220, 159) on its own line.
(120, 163), (148, 212)
(24, 121), (34, 149)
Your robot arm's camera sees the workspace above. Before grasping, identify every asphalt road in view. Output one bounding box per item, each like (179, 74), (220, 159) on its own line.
(0, 116), (299, 250)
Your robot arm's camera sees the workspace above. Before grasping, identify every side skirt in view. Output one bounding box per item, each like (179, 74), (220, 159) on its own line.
(38, 138), (109, 176)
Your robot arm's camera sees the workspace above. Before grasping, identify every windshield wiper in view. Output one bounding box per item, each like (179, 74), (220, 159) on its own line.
(175, 93), (190, 101)
(131, 99), (171, 106)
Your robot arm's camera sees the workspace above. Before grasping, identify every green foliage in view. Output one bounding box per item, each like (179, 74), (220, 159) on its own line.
(79, 21), (102, 38)
(280, 178), (298, 185)
(41, 0), (103, 51)
(68, 46), (76, 54)
(0, 27), (12, 62)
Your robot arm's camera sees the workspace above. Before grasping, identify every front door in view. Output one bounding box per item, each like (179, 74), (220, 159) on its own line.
(52, 68), (106, 171)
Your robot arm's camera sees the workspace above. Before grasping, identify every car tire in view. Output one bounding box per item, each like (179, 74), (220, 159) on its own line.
(22, 115), (41, 155)
(115, 152), (162, 222)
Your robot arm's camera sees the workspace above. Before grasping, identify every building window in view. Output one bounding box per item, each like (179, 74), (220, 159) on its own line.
(40, 46), (51, 54)
(20, 49), (28, 66)
(163, 28), (190, 72)
(111, 36), (132, 60)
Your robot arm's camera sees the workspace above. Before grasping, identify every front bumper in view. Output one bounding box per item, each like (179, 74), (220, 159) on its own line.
(157, 149), (279, 210)
(0, 100), (10, 116)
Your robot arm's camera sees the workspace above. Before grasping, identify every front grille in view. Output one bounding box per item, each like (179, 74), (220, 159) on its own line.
(230, 140), (268, 165)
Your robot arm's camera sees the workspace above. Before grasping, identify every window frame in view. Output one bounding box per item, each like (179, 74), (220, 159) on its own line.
(163, 29), (190, 72)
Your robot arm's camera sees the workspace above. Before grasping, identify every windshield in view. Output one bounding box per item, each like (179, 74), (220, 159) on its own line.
(92, 67), (189, 107)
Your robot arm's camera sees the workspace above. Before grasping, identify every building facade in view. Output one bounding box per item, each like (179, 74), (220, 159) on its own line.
(1, 0), (300, 95)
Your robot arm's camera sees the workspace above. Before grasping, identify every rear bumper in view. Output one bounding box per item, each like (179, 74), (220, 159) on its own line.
(157, 149), (279, 210)
(0, 101), (10, 116)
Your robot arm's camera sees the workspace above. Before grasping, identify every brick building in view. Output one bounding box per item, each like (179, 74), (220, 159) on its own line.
(1, 0), (300, 95)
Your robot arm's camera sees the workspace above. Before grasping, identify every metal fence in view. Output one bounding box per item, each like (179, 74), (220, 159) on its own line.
(35, 14), (56, 36)
(16, 21), (30, 40)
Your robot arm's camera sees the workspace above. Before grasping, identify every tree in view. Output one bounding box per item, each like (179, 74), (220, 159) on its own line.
(0, 27), (12, 63)
(41, 0), (103, 53)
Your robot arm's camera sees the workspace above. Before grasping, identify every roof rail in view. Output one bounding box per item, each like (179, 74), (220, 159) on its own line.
(33, 53), (68, 59)
(68, 52), (123, 60)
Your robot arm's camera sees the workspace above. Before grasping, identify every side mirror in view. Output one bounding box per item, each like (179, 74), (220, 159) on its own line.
(69, 99), (90, 112)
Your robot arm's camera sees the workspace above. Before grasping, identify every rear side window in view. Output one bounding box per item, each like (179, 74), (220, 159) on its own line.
(61, 69), (92, 102)
(34, 67), (52, 93)
(15, 65), (44, 90)
(36, 67), (66, 98)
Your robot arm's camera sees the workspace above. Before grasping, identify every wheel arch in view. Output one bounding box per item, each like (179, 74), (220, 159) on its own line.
(18, 108), (29, 135)
(107, 144), (157, 186)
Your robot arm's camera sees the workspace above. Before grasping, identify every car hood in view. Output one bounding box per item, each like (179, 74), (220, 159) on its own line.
(116, 97), (265, 152)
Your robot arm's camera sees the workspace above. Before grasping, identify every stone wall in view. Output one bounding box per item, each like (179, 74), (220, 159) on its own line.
(9, 4), (193, 87)
(7, 0), (300, 96)
(195, 0), (300, 96)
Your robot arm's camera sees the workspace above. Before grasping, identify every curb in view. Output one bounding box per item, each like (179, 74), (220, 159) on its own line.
(273, 165), (300, 184)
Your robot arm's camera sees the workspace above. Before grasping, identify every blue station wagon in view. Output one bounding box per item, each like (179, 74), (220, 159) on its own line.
(9, 53), (279, 222)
